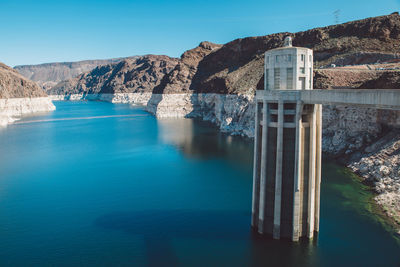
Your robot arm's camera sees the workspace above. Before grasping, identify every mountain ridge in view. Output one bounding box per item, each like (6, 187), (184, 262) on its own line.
(14, 56), (140, 90)
(48, 55), (179, 96)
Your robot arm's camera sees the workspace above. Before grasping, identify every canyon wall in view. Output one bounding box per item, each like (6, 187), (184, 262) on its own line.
(0, 62), (55, 126)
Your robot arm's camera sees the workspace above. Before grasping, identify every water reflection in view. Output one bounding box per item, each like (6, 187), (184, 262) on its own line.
(157, 118), (253, 166)
(95, 209), (318, 267)
(250, 232), (319, 267)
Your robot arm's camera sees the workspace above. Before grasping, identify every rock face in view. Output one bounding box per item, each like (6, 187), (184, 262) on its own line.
(0, 62), (55, 126)
(152, 41), (222, 94)
(14, 56), (138, 90)
(315, 69), (400, 89)
(49, 55), (179, 104)
(348, 130), (400, 227)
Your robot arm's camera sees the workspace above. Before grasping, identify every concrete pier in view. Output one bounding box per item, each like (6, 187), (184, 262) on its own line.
(252, 36), (400, 241)
(252, 37), (321, 240)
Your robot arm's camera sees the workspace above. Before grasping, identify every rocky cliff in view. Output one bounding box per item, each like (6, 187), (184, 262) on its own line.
(14, 56), (138, 90)
(0, 62), (55, 126)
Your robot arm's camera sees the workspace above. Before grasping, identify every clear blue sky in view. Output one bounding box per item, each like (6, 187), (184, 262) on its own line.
(1, 0), (399, 66)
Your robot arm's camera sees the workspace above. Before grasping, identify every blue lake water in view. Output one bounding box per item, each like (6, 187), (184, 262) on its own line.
(0, 101), (398, 266)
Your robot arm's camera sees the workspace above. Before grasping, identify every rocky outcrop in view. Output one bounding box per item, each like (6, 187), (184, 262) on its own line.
(314, 69), (400, 89)
(358, 71), (400, 89)
(314, 69), (380, 89)
(0, 97), (55, 126)
(152, 42), (222, 94)
(14, 56), (138, 89)
(313, 68), (400, 157)
(348, 131), (400, 227)
(147, 94), (196, 118)
(0, 62), (55, 126)
(147, 93), (255, 136)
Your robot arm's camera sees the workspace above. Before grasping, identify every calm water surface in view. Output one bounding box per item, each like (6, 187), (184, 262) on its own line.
(0, 101), (398, 266)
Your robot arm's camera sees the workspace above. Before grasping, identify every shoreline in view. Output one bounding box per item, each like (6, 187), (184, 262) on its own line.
(49, 92), (152, 105)
(0, 97), (55, 126)
(340, 165), (400, 240)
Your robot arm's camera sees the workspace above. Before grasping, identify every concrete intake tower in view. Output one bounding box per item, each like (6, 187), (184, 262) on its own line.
(252, 37), (322, 241)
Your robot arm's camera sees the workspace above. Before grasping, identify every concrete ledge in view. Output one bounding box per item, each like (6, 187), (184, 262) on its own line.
(256, 89), (400, 110)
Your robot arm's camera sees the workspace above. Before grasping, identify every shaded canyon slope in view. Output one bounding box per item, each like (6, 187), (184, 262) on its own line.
(0, 62), (47, 98)
(48, 55), (179, 96)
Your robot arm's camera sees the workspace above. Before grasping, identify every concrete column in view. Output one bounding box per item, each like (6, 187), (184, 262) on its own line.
(251, 101), (261, 228)
(273, 100), (284, 239)
(258, 101), (269, 233)
(307, 105), (317, 239)
(314, 104), (322, 232)
(292, 101), (303, 241)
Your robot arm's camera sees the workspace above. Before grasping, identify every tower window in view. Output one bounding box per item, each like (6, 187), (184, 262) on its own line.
(300, 67), (305, 74)
(269, 103), (278, 109)
(286, 68), (293, 89)
(288, 55), (292, 62)
(284, 115), (294, 123)
(301, 54), (305, 61)
(284, 103), (296, 109)
(265, 69), (269, 90)
(274, 68), (280, 89)
(276, 55), (279, 63)
(309, 55), (312, 62)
